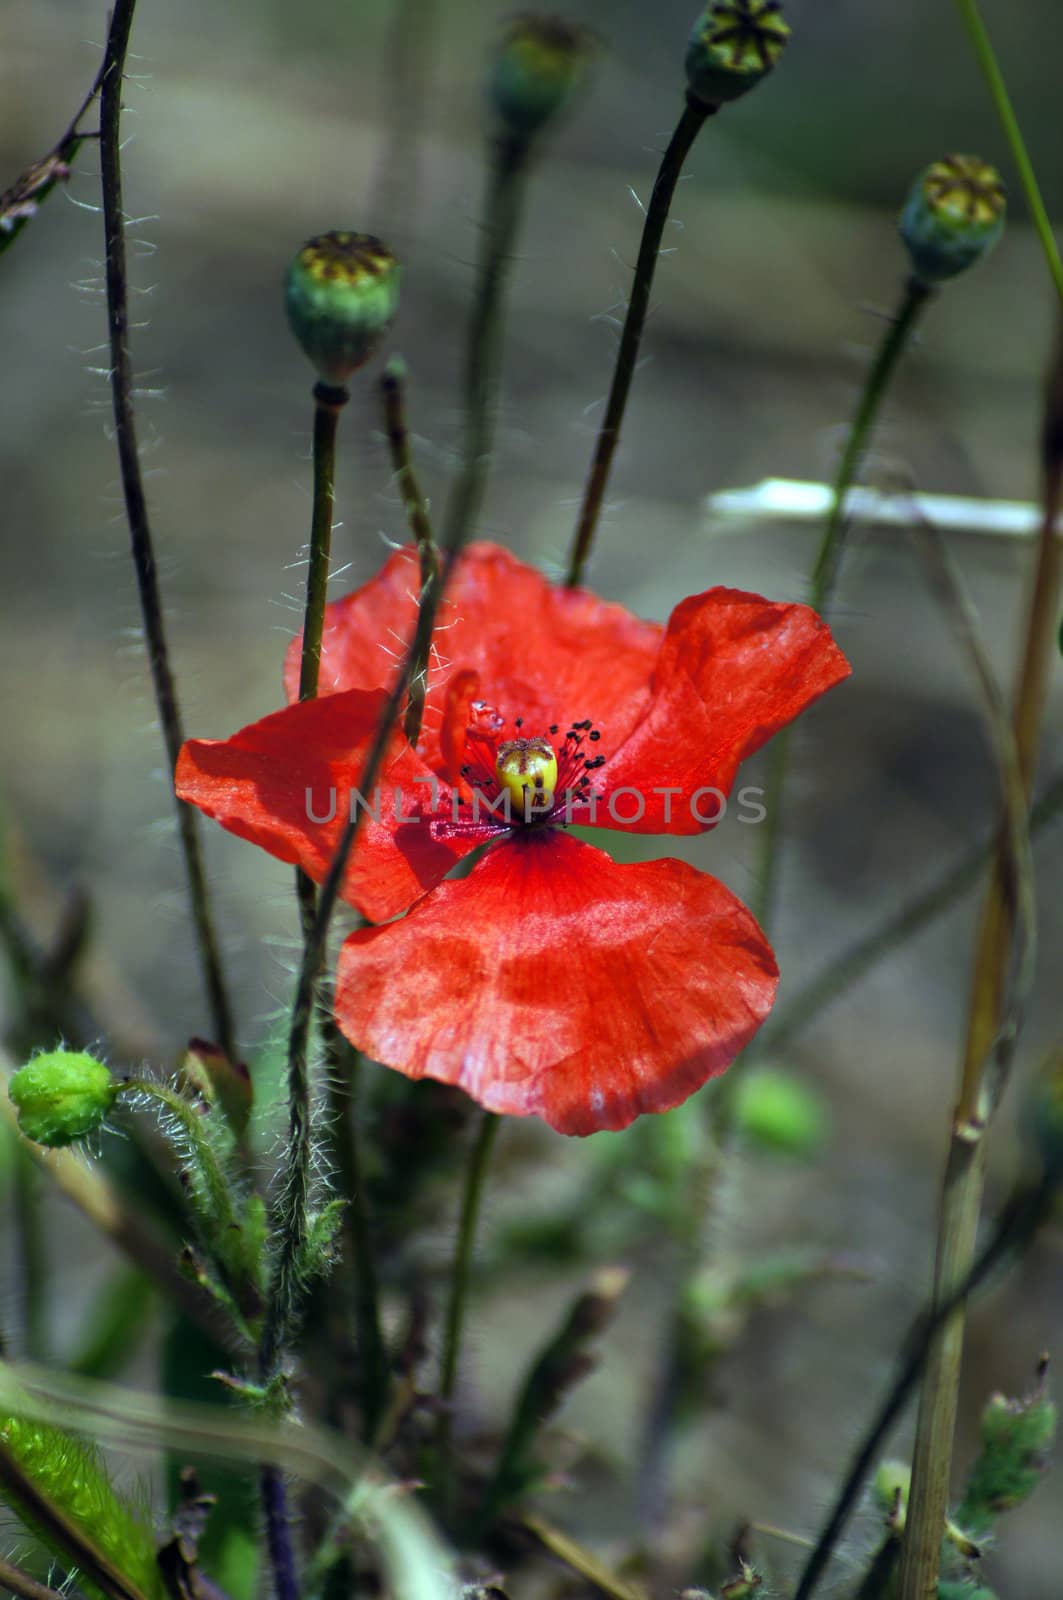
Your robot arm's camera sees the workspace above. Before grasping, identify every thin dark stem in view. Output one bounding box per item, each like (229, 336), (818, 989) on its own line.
(437, 135), (530, 569)
(758, 761), (1063, 1053)
(438, 1110), (500, 1518)
(298, 383), (349, 703)
(565, 96), (711, 589)
(753, 276), (933, 935)
(792, 1180), (1051, 1600)
(380, 362), (440, 746)
(98, 0), (237, 1067)
(260, 1465), (300, 1600)
(14, 1148), (46, 1362)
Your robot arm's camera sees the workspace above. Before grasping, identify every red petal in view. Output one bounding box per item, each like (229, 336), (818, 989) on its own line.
(175, 690), (489, 923)
(284, 543), (663, 768)
(335, 828), (778, 1136)
(596, 587), (850, 833)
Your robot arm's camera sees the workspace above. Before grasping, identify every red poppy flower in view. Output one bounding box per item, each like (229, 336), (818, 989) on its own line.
(176, 543), (849, 1135)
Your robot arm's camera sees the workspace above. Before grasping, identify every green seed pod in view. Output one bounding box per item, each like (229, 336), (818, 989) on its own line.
(899, 155), (1006, 285)
(8, 1049), (118, 1147)
(285, 232), (399, 387)
(489, 14), (592, 143)
(686, 0), (790, 108)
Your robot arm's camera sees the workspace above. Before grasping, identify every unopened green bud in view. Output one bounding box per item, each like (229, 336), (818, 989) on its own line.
(899, 155), (1005, 285)
(873, 1458), (910, 1523)
(489, 14), (592, 142)
(956, 1377), (1057, 1536)
(9, 1049), (118, 1147)
(285, 232), (399, 387)
(732, 1067), (826, 1157)
(686, 1), (790, 108)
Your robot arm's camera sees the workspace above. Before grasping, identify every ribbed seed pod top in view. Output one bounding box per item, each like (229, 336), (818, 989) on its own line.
(900, 155), (1006, 284)
(686, 0), (790, 107)
(285, 231), (399, 387)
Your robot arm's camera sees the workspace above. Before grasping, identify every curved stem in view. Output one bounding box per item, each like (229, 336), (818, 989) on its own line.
(298, 383), (349, 702)
(754, 276), (932, 935)
(954, 0), (1063, 308)
(437, 1109), (500, 1516)
(565, 97), (710, 589)
(99, 0), (237, 1067)
(380, 362), (440, 746)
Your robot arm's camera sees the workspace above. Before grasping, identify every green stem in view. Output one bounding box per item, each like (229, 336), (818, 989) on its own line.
(298, 383), (349, 702)
(0, 1556), (67, 1600)
(437, 1110), (500, 1517)
(754, 276), (933, 935)
(954, 0), (1063, 308)
(438, 134), (529, 566)
(380, 362), (440, 747)
(99, 0), (237, 1069)
(13, 1149), (47, 1362)
(565, 97), (711, 589)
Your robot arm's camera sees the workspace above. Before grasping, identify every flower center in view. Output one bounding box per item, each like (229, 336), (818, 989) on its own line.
(495, 737), (559, 819)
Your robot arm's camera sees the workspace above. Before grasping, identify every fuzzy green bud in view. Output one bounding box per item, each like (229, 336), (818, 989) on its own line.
(899, 155), (1005, 285)
(9, 1049), (117, 1147)
(489, 15), (592, 142)
(686, 1), (790, 107)
(732, 1067), (826, 1157)
(956, 1378), (1057, 1537)
(285, 232), (399, 387)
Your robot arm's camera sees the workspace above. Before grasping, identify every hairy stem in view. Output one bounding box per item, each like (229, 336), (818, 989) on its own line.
(0, 1557), (67, 1600)
(437, 1109), (500, 1517)
(754, 276), (933, 933)
(99, 0), (237, 1066)
(565, 97), (711, 589)
(380, 362), (440, 746)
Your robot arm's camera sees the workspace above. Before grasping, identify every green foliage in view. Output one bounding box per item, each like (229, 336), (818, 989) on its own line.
(0, 1411), (165, 1600)
(731, 1067), (827, 1157)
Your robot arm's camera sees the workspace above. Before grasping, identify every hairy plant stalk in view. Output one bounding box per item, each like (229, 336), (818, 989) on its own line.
(754, 275), (933, 933)
(437, 1109), (500, 1517)
(0, 1557), (67, 1600)
(98, 0), (237, 1066)
(565, 97), (711, 589)
(897, 339), (1063, 1600)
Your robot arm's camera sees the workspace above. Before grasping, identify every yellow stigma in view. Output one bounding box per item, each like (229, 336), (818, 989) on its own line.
(495, 737), (558, 819)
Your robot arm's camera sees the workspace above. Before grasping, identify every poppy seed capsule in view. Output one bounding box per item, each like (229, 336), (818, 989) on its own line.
(685, 0), (790, 107)
(495, 736), (558, 818)
(900, 155), (1006, 285)
(285, 232), (399, 387)
(489, 14), (591, 141)
(9, 1048), (118, 1147)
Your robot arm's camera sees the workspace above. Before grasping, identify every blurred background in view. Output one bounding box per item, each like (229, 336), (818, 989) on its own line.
(1, 0), (1061, 1593)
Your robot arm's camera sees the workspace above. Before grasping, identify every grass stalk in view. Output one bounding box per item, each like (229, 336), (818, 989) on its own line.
(896, 331), (1063, 1600)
